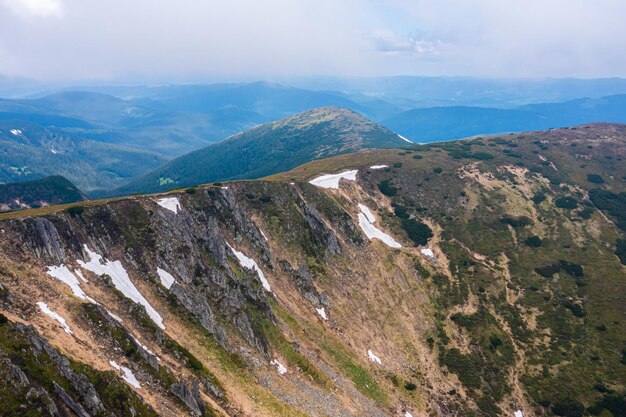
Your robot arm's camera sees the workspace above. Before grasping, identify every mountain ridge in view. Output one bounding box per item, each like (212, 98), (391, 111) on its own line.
(109, 106), (410, 196)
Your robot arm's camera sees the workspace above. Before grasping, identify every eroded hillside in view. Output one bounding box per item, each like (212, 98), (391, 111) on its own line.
(0, 124), (624, 417)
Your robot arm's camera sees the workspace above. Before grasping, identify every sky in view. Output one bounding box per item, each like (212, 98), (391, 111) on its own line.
(0, 0), (625, 82)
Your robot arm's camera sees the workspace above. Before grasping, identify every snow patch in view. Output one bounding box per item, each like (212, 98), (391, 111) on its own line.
(50, 148), (59, 154)
(156, 197), (180, 214)
(397, 134), (413, 143)
(107, 310), (123, 323)
(368, 349), (382, 365)
(370, 165), (388, 170)
(316, 307), (328, 320)
(309, 170), (358, 189)
(46, 264), (97, 303)
(10, 129), (22, 136)
(78, 245), (165, 329)
(74, 269), (88, 282)
(109, 360), (141, 388)
(514, 411), (524, 417)
(420, 248), (434, 257)
(405, 413), (414, 417)
(129, 334), (159, 360)
(227, 243), (271, 292)
(156, 268), (176, 290)
(37, 302), (72, 335)
(270, 359), (287, 375)
(357, 204), (402, 248)
(259, 229), (269, 242)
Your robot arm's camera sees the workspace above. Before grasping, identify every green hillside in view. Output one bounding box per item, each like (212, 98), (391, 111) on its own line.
(0, 175), (86, 212)
(112, 106), (410, 196)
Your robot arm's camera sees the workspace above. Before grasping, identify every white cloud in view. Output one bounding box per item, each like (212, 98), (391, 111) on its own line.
(2, 0), (63, 18)
(0, 0), (624, 81)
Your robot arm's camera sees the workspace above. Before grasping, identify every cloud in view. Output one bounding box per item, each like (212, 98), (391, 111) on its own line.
(2, 0), (63, 17)
(0, 0), (624, 81)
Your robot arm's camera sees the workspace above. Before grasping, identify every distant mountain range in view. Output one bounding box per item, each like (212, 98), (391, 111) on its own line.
(2, 80), (626, 195)
(383, 94), (626, 142)
(110, 106), (410, 196)
(0, 175), (86, 212)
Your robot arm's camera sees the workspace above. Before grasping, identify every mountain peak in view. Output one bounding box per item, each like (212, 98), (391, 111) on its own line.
(112, 107), (408, 195)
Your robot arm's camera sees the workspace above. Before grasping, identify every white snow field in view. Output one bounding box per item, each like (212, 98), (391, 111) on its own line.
(156, 268), (176, 290)
(316, 307), (328, 320)
(46, 264), (97, 303)
(37, 302), (73, 335)
(156, 197), (181, 214)
(78, 245), (165, 330)
(227, 243), (271, 292)
(369, 165), (388, 170)
(368, 349), (382, 364)
(420, 248), (435, 257)
(270, 359), (288, 375)
(309, 170), (358, 189)
(357, 204), (402, 248)
(109, 360), (141, 388)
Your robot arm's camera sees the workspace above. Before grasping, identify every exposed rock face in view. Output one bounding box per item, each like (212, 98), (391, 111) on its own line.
(170, 381), (205, 416)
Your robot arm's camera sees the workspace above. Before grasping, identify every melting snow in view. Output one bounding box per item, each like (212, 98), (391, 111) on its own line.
(316, 307), (328, 320)
(420, 248), (434, 257)
(74, 269), (88, 282)
(37, 302), (72, 335)
(309, 170), (358, 189)
(368, 349), (382, 365)
(78, 245), (165, 330)
(10, 129), (22, 136)
(156, 268), (176, 290)
(156, 197), (180, 214)
(109, 360), (141, 388)
(514, 411), (524, 417)
(46, 264), (97, 303)
(357, 204), (402, 248)
(270, 359), (287, 375)
(129, 334), (159, 360)
(227, 243), (271, 292)
(107, 310), (123, 323)
(370, 165), (388, 170)
(397, 134), (413, 143)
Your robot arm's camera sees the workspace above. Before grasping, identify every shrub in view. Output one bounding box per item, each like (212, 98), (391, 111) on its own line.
(532, 192), (547, 204)
(552, 399), (585, 417)
(555, 197), (578, 210)
(259, 196), (272, 203)
(578, 207), (594, 220)
(378, 180), (398, 197)
(404, 382), (417, 391)
(616, 238), (626, 265)
(524, 235), (542, 247)
(412, 155), (423, 160)
(392, 204), (410, 219)
(559, 260), (584, 277)
(440, 348), (481, 389)
(393, 162), (403, 168)
(433, 167), (443, 174)
(587, 174), (605, 184)
(471, 152), (495, 160)
(563, 301), (585, 318)
(185, 187), (197, 194)
(535, 262), (561, 277)
(66, 205), (85, 216)
(499, 216), (531, 228)
(401, 218), (433, 246)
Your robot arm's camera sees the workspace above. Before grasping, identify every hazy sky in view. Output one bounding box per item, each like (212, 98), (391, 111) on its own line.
(1, 0), (625, 82)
